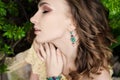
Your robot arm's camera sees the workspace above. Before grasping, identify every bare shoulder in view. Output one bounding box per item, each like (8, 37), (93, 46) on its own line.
(92, 68), (111, 80)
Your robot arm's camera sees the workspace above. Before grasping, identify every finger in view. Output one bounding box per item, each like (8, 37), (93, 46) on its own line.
(45, 43), (50, 58)
(36, 52), (44, 61)
(49, 43), (57, 60)
(61, 52), (67, 69)
(39, 43), (46, 60)
(56, 49), (63, 64)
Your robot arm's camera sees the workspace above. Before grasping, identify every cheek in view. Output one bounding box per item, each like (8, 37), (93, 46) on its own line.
(43, 13), (67, 31)
(36, 15), (67, 42)
(46, 15), (67, 37)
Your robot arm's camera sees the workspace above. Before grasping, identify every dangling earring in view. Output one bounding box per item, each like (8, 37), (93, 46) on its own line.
(70, 31), (76, 45)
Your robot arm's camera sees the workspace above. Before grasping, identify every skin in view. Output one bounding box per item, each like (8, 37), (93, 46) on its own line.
(30, 0), (111, 80)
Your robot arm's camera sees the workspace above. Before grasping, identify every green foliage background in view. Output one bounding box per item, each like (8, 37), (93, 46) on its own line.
(0, 0), (34, 74)
(0, 0), (120, 77)
(101, 0), (120, 48)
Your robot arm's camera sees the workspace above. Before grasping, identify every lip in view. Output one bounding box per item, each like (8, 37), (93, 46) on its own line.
(34, 28), (41, 35)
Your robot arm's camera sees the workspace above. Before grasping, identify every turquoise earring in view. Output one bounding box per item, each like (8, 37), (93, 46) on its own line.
(70, 31), (76, 45)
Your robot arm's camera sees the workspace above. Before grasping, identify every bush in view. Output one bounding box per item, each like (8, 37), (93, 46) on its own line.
(0, 0), (34, 74)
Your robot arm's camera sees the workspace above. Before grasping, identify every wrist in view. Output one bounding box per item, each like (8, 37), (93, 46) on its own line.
(47, 75), (62, 80)
(47, 73), (61, 78)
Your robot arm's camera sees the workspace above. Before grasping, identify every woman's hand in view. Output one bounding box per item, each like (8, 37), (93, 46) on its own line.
(37, 43), (64, 77)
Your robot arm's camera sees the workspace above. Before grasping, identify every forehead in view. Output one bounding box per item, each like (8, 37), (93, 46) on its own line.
(38, 0), (69, 10)
(38, 0), (67, 5)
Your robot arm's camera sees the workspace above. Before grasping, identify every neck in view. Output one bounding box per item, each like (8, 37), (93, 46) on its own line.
(51, 30), (78, 75)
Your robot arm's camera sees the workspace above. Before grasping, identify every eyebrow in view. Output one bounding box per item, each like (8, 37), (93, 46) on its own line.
(38, 2), (50, 7)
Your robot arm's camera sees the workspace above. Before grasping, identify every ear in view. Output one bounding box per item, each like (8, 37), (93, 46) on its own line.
(66, 19), (76, 31)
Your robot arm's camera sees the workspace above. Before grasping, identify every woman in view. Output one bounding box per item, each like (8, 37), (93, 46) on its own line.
(28, 0), (114, 80)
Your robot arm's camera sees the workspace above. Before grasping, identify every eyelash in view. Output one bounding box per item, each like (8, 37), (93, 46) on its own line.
(43, 10), (49, 13)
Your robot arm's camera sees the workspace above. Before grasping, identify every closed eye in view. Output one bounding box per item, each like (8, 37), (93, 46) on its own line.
(43, 10), (49, 13)
(41, 5), (52, 14)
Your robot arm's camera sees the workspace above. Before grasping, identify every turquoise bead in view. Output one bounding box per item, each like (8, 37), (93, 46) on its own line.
(71, 37), (76, 43)
(47, 76), (61, 80)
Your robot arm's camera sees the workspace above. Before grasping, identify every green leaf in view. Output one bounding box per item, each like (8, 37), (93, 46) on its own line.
(15, 27), (25, 40)
(28, 0), (33, 3)
(1, 44), (13, 55)
(0, 25), (2, 30)
(7, 1), (18, 16)
(0, 64), (8, 73)
(0, 8), (7, 16)
(23, 21), (32, 32)
(3, 31), (13, 39)
(0, 1), (6, 8)
(0, 17), (6, 25)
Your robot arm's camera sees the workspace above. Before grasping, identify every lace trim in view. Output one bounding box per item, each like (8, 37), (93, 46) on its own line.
(25, 46), (47, 80)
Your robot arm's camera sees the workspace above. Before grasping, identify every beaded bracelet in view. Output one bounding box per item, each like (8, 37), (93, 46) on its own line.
(47, 75), (62, 80)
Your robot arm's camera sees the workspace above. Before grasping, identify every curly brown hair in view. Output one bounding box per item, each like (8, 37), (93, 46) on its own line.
(66, 0), (114, 79)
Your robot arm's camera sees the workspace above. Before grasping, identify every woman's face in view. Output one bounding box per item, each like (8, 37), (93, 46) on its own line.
(30, 0), (72, 43)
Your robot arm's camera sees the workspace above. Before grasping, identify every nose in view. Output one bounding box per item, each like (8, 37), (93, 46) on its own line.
(30, 12), (39, 24)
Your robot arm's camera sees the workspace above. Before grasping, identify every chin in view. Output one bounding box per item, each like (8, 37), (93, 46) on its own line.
(35, 37), (52, 43)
